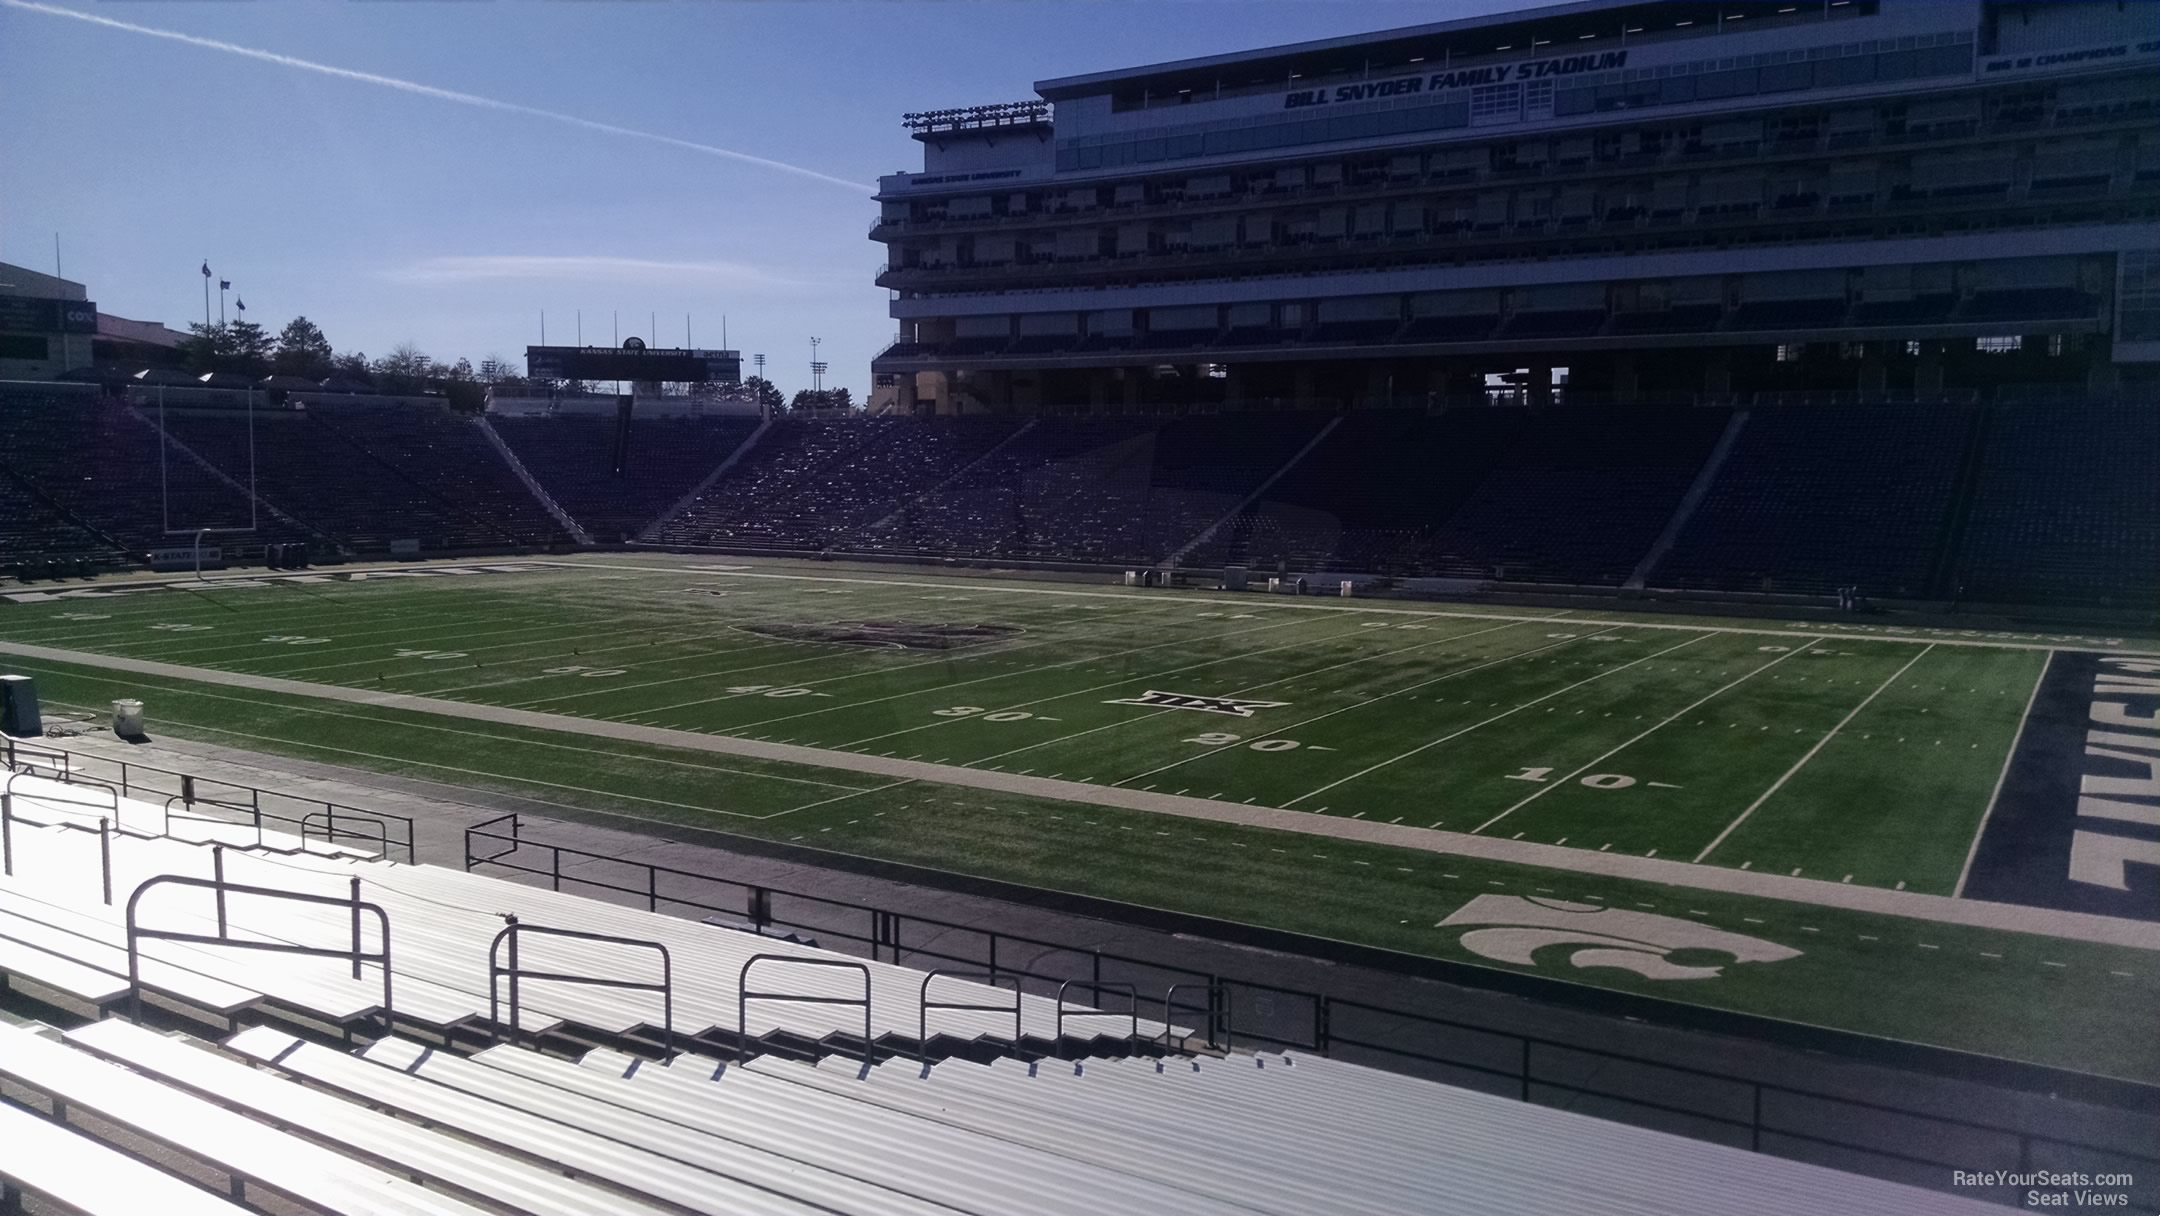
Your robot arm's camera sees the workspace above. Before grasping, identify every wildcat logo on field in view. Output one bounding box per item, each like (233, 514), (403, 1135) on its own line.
(1438, 895), (1801, 981)
(1105, 690), (1288, 717)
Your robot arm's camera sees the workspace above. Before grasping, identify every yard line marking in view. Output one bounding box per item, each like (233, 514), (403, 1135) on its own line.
(1474, 638), (1820, 833)
(1695, 643), (1937, 864)
(1109, 621), (1609, 789)
(725, 604), (1319, 734)
(769, 779), (917, 819)
(970, 616), (1550, 774)
(1285, 631), (1716, 807)
(832, 611), (1438, 751)
(1952, 650), (2054, 898)
(615, 609), (1178, 715)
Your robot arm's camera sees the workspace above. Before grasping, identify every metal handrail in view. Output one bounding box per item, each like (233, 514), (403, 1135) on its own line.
(1158, 981), (1217, 1052)
(2, 739), (71, 778)
(125, 873), (392, 1033)
(3, 770), (121, 876)
(916, 969), (1021, 1063)
(1054, 979), (1139, 1048)
(490, 917), (673, 1056)
(466, 812), (522, 867)
(737, 954), (871, 1067)
(300, 808), (388, 856)
(462, 811), (2160, 1184)
(30, 745), (417, 863)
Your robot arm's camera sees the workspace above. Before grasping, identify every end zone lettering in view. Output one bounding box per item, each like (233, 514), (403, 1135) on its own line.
(1962, 652), (2160, 921)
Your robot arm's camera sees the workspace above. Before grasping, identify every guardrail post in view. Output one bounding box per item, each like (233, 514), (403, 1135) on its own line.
(252, 795), (263, 848)
(350, 877), (363, 980)
(550, 846), (561, 891)
(648, 865), (659, 912)
(212, 846), (227, 936)
(496, 914), (520, 1045)
(749, 885), (770, 929)
(181, 775), (195, 806)
(2, 791), (12, 878)
(99, 817), (112, 906)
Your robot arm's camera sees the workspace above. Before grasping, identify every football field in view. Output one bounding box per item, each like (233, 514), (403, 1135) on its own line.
(3, 556), (2155, 1080)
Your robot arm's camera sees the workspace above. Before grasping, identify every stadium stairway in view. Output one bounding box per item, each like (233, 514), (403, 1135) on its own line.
(1166, 415), (1340, 568)
(637, 415), (773, 543)
(476, 414), (593, 545)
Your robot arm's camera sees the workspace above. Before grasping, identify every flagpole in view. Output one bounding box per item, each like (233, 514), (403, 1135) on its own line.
(202, 262), (211, 328)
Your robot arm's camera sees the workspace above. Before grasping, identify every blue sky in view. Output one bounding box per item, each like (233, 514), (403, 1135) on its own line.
(2, 0), (1510, 397)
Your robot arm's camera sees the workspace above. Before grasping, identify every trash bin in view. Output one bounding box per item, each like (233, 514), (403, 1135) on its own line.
(111, 699), (145, 739)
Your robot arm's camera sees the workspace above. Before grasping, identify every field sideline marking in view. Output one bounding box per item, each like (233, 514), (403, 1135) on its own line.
(1108, 623), (1622, 790)
(40, 699), (818, 820)
(1284, 631), (1718, 808)
(1694, 643), (1938, 863)
(11, 637), (2159, 953)
(34, 674), (871, 792)
(1473, 638), (1824, 834)
(552, 559), (2138, 654)
(1952, 649), (2056, 898)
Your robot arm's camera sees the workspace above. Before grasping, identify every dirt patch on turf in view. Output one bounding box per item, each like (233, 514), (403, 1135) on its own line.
(733, 620), (1024, 651)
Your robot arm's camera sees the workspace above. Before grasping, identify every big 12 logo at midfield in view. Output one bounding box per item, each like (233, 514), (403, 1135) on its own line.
(1104, 690), (1289, 717)
(1438, 895), (1801, 981)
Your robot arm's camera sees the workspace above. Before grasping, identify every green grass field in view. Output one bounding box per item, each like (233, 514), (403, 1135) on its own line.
(3, 556), (2155, 1081)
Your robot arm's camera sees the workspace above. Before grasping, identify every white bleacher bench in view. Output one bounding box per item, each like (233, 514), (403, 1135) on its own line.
(0, 1025), (489, 1216)
(0, 1094), (248, 1216)
(227, 1026), (832, 1216)
(65, 1018), (673, 1216)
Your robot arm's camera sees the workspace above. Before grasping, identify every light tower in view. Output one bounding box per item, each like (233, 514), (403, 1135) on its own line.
(809, 337), (826, 395)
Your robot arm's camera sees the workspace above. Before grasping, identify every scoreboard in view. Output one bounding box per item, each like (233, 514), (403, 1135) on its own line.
(0, 296), (98, 334)
(526, 339), (741, 384)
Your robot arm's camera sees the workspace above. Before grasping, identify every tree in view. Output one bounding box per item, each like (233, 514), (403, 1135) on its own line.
(225, 320), (275, 377)
(444, 357), (475, 383)
(742, 376), (784, 411)
(788, 387), (854, 413)
(371, 342), (433, 393)
(177, 322), (228, 375)
(272, 316), (334, 379)
(328, 351), (371, 384)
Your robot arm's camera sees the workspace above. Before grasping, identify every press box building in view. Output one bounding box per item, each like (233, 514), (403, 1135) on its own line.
(869, 0), (2160, 412)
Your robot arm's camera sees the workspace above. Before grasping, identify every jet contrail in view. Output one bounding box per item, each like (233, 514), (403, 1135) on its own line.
(4, 0), (872, 196)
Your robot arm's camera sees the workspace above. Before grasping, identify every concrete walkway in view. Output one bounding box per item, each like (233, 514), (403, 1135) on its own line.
(5, 638), (2154, 952)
